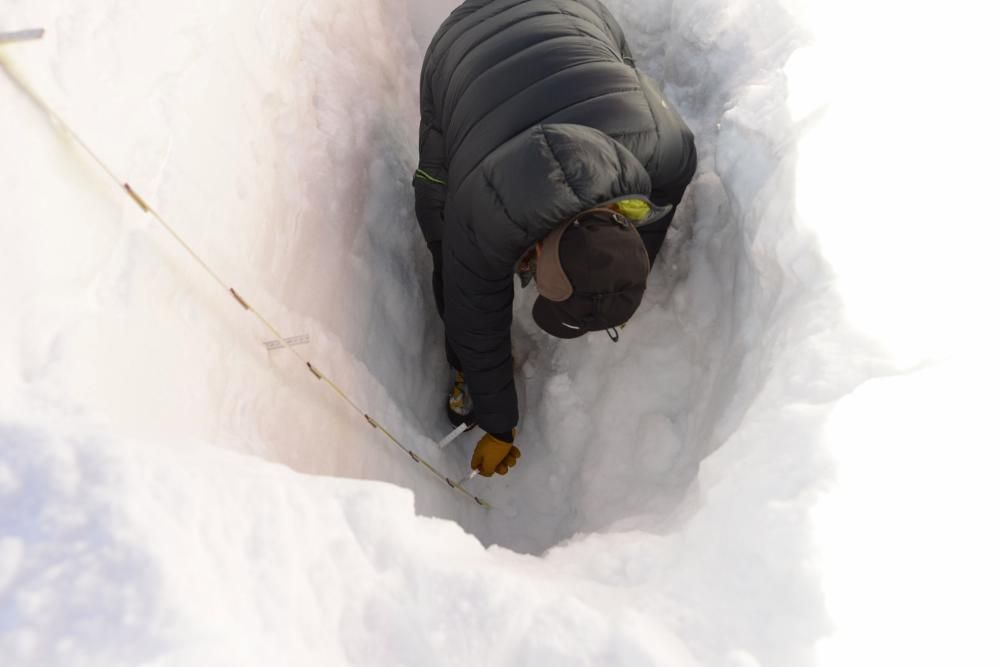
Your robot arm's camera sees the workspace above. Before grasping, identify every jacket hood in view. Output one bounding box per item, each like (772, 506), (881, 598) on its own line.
(452, 123), (652, 269)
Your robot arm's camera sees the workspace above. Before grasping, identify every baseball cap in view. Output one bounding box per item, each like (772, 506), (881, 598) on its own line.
(532, 208), (651, 339)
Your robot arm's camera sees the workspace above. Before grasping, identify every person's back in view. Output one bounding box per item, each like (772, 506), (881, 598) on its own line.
(413, 0), (697, 478)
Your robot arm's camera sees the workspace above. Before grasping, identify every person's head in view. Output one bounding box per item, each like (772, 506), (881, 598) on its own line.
(529, 205), (652, 339)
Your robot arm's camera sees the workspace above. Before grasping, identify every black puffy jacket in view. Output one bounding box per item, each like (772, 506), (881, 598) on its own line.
(414, 0), (696, 435)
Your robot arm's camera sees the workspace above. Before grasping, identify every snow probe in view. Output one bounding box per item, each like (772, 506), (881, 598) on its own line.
(0, 54), (493, 510)
(0, 29), (44, 44)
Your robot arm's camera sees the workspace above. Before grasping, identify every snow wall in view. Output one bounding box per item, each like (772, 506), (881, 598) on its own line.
(2, 1), (998, 665)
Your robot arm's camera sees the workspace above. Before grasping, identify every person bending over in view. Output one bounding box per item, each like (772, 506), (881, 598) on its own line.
(413, 0), (698, 478)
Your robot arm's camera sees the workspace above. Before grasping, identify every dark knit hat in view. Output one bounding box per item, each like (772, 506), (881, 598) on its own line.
(532, 208), (650, 339)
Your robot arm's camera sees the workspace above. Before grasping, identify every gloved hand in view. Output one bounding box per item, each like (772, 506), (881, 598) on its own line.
(447, 370), (475, 427)
(471, 431), (521, 477)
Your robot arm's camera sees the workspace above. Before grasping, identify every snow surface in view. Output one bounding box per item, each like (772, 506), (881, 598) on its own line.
(2, 0), (999, 665)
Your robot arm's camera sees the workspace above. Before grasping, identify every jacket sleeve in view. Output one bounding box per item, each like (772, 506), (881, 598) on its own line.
(442, 223), (518, 436)
(640, 134), (697, 263)
(636, 73), (698, 263)
(413, 61), (449, 244)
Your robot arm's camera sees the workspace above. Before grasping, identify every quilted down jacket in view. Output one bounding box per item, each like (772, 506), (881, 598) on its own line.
(413, 0), (697, 435)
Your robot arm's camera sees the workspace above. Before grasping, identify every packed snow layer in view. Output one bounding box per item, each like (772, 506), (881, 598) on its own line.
(2, 420), (699, 665)
(2, 0), (999, 665)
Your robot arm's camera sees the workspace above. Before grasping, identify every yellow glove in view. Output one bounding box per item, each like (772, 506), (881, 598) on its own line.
(471, 432), (521, 477)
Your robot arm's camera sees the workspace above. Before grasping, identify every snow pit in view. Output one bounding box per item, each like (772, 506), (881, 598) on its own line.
(3, 0), (997, 665)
